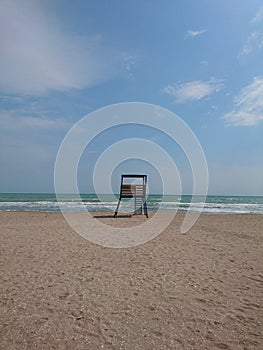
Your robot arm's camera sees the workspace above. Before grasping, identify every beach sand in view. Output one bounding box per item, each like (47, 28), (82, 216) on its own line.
(0, 212), (262, 349)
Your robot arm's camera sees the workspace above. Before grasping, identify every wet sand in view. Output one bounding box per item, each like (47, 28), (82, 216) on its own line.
(0, 212), (262, 349)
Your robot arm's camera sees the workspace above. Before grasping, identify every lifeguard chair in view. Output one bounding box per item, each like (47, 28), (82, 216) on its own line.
(114, 175), (148, 218)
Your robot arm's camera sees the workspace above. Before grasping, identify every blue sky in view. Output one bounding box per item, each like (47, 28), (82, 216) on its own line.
(0, 0), (263, 195)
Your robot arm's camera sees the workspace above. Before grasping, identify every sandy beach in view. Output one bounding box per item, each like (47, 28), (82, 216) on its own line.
(0, 212), (262, 350)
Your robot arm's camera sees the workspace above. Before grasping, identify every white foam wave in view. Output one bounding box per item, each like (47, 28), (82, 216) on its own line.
(0, 200), (262, 214)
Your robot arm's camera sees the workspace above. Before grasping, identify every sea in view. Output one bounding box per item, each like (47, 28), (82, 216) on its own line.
(0, 193), (263, 214)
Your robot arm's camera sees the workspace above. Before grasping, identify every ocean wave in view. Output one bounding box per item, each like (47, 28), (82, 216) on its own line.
(0, 195), (263, 214)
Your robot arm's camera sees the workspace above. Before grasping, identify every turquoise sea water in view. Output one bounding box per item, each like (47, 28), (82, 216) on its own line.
(0, 193), (263, 214)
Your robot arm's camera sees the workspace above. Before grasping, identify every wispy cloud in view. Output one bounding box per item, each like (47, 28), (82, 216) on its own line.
(240, 31), (263, 56)
(251, 6), (263, 24)
(122, 54), (138, 79)
(0, 109), (71, 130)
(0, 0), (117, 95)
(240, 6), (263, 57)
(185, 29), (207, 38)
(163, 78), (223, 103)
(223, 77), (263, 126)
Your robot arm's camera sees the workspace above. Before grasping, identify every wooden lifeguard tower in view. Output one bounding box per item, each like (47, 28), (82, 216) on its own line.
(114, 175), (148, 218)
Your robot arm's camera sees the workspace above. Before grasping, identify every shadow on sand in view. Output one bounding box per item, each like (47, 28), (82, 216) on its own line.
(93, 214), (133, 219)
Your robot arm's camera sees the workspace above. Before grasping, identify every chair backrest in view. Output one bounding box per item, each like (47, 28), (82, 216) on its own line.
(119, 175), (147, 198)
(120, 184), (135, 198)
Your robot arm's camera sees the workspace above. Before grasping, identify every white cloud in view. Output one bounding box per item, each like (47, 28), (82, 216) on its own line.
(0, 0), (117, 95)
(240, 31), (263, 56)
(240, 7), (263, 56)
(185, 29), (206, 38)
(163, 78), (223, 103)
(223, 77), (263, 126)
(0, 109), (71, 130)
(251, 6), (263, 24)
(122, 54), (138, 79)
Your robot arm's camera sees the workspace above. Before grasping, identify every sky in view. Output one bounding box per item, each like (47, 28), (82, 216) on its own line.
(0, 0), (263, 195)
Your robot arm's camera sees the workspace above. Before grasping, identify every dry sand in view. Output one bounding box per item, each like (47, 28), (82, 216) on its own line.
(0, 212), (262, 350)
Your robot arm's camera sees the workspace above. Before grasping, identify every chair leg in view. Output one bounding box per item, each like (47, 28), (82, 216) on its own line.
(114, 199), (121, 217)
(143, 200), (148, 218)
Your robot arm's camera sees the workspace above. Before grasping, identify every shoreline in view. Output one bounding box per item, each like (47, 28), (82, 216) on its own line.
(1, 209), (263, 214)
(1, 211), (262, 349)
